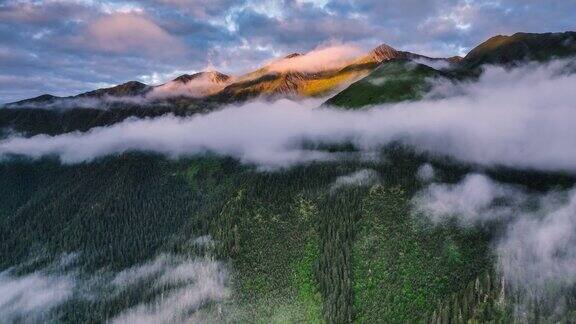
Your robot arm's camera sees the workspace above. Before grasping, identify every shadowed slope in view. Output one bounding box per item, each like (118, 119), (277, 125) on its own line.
(458, 31), (576, 72)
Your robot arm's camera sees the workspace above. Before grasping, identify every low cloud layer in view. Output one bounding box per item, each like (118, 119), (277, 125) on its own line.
(2, 60), (576, 173)
(413, 173), (522, 225)
(416, 163), (436, 182)
(111, 254), (229, 324)
(0, 253), (229, 323)
(414, 172), (576, 314)
(265, 44), (363, 73)
(0, 268), (74, 322)
(330, 169), (380, 192)
(498, 189), (576, 299)
(412, 57), (452, 70)
(147, 73), (230, 99)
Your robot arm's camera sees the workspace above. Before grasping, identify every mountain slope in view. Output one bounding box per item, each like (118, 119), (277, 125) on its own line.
(6, 31), (576, 108)
(8, 94), (60, 106)
(214, 63), (370, 102)
(2, 150), (573, 322)
(6, 43), (458, 107)
(458, 31), (576, 71)
(208, 43), (459, 102)
(328, 31), (576, 109)
(0, 150), (498, 323)
(172, 71), (231, 84)
(76, 80), (150, 98)
(211, 44), (408, 102)
(0, 104), (219, 137)
(325, 60), (451, 108)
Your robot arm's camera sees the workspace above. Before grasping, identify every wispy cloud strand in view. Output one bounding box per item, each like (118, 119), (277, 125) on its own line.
(1, 60), (576, 172)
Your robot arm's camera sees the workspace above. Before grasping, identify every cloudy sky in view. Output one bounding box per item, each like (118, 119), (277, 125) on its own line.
(0, 0), (575, 103)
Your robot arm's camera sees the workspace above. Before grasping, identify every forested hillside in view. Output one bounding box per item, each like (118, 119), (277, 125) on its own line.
(0, 149), (487, 322)
(2, 149), (573, 322)
(1, 31), (576, 323)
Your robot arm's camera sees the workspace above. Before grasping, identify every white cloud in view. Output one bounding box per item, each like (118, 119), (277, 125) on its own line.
(412, 57), (452, 70)
(330, 169), (380, 192)
(111, 254), (173, 288)
(111, 255), (229, 324)
(414, 173), (576, 315)
(2, 59), (576, 173)
(416, 163), (435, 182)
(265, 44), (363, 73)
(498, 188), (576, 299)
(0, 252), (229, 323)
(413, 173), (522, 225)
(147, 73), (231, 99)
(0, 269), (74, 323)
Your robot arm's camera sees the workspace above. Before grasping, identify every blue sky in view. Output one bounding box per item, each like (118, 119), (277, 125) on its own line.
(1, 0), (575, 103)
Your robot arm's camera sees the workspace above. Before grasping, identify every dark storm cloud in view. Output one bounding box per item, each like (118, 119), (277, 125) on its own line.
(1, 0), (575, 103)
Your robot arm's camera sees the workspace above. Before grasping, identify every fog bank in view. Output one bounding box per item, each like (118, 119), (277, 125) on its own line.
(414, 173), (576, 313)
(0, 253), (229, 323)
(2, 60), (576, 173)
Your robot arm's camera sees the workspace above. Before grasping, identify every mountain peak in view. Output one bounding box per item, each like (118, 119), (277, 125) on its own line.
(369, 44), (401, 62)
(73, 80), (149, 99)
(284, 53), (303, 59)
(172, 71), (230, 84)
(446, 56), (464, 64)
(6, 93), (60, 107)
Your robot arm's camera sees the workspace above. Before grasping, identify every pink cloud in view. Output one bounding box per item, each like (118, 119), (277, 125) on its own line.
(266, 44), (363, 73)
(148, 72), (232, 99)
(84, 13), (185, 56)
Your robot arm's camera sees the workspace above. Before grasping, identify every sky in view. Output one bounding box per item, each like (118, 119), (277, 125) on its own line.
(0, 0), (575, 103)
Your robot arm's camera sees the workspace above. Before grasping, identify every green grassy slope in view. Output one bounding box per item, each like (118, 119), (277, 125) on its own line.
(325, 60), (450, 109)
(325, 32), (576, 110)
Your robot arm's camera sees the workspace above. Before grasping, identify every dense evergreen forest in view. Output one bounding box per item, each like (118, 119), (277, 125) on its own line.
(1, 144), (573, 322)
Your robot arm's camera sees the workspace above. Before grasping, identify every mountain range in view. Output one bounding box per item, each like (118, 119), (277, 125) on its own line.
(7, 31), (576, 110)
(6, 42), (458, 107)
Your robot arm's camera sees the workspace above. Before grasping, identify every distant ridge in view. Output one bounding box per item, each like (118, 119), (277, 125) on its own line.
(76, 81), (150, 98)
(7, 31), (576, 107)
(10, 94), (59, 106)
(172, 71), (231, 84)
(7, 81), (151, 107)
(458, 31), (576, 70)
